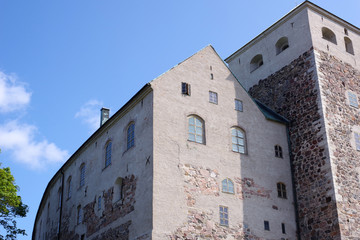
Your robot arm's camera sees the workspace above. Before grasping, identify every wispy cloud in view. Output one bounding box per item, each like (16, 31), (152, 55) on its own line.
(75, 100), (103, 132)
(0, 71), (69, 170)
(0, 72), (31, 113)
(0, 121), (69, 169)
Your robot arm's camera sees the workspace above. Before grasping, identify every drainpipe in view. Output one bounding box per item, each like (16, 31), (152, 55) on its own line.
(58, 170), (65, 240)
(286, 125), (301, 240)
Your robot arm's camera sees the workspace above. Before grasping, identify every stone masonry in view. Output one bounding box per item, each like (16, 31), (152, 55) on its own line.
(248, 48), (341, 239)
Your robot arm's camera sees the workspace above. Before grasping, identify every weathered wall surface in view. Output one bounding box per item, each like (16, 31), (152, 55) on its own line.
(34, 90), (153, 240)
(316, 50), (360, 239)
(152, 46), (296, 239)
(248, 48), (341, 239)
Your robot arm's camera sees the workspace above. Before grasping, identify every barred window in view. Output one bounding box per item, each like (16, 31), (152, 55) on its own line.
(219, 206), (229, 226)
(222, 179), (234, 194)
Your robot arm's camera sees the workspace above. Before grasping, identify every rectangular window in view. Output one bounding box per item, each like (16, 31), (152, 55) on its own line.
(181, 82), (191, 95)
(235, 99), (243, 111)
(264, 220), (270, 231)
(80, 165), (85, 187)
(281, 223), (286, 234)
(77, 206), (82, 224)
(209, 91), (218, 104)
(348, 92), (359, 108)
(355, 132), (360, 151)
(219, 206), (229, 226)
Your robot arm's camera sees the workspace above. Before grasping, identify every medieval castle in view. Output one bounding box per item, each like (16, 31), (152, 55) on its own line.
(33, 1), (360, 239)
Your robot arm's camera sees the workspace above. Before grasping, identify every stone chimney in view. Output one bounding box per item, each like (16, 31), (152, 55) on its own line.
(100, 108), (110, 127)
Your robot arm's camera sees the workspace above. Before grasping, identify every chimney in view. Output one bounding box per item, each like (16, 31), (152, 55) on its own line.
(100, 108), (110, 126)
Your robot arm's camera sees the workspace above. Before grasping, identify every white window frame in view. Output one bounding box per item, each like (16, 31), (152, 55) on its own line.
(188, 116), (205, 144)
(209, 91), (218, 104)
(221, 178), (234, 194)
(219, 206), (229, 226)
(231, 127), (246, 154)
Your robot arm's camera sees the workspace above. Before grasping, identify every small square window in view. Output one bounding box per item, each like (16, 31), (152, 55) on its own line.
(264, 220), (270, 231)
(219, 206), (229, 226)
(348, 92), (359, 108)
(235, 99), (243, 112)
(355, 132), (360, 151)
(181, 82), (191, 95)
(209, 91), (218, 104)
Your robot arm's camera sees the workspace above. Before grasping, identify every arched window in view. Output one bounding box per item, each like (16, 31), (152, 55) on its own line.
(322, 27), (337, 44)
(222, 179), (234, 194)
(275, 37), (289, 55)
(105, 141), (112, 167)
(250, 54), (263, 72)
(188, 115), (205, 144)
(114, 177), (125, 202)
(80, 163), (85, 187)
(67, 176), (72, 199)
(275, 145), (283, 158)
(127, 123), (135, 150)
(344, 37), (354, 54)
(231, 127), (246, 154)
(277, 182), (287, 199)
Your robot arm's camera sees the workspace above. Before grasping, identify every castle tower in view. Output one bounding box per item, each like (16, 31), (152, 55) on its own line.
(226, 1), (360, 239)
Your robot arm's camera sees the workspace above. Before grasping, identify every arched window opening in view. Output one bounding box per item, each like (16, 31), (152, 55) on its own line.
(275, 145), (283, 158)
(114, 177), (125, 202)
(80, 163), (85, 187)
(127, 123), (135, 150)
(275, 37), (289, 55)
(222, 179), (234, 194)
(344, 37), (354, 54)
(277, 182), (287, 199)
(322, 27), (337, 44)
(188, 115), (205, 144)
(105, 141), (112, 167)
(250, 54), (263, 72)
(231, 127), (246, 154)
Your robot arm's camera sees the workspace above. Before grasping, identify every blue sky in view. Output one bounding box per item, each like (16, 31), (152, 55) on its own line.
(0, 0), (359, 238)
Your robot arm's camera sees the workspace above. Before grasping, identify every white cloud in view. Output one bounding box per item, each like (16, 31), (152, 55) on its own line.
(75, 100), (103, 132)
(0, 72), (31, 113)
(0, 120), (69, 170)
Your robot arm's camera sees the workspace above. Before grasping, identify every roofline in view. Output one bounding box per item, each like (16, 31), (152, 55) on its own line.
(32, 83), (152, 239)
(225, 0), (360, 62)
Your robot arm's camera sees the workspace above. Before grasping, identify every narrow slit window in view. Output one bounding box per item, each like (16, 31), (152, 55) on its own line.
(282, 223), (286, 234)
(127, 123), (135, 149)
(98, 196), (102, 210)
(77, 205), (82, 224)
(67, 177), (72, 199)
(355, 132), (360, 151)
(105, 141), (112, 167)
(80, 164), (85, 187)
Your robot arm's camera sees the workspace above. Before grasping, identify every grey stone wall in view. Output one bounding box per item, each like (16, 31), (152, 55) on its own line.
(248, 48), (341, 239)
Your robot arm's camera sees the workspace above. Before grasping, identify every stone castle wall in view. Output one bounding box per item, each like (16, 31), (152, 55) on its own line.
(316, 50), (360, 239)
(248, 48), (341, 239)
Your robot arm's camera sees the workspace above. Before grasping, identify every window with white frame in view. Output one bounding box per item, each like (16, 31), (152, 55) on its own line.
(222, 179), (234, 194)
(231, 127), (246, 154)
(355, 132), (360, 151)
(105, 141), (112, 167)
(348, 91), (359, 108)
(235, 99), (243, 112)
(277, 182), (287, 199)
(80, 164), (85, 187)
(219, 206), (229, 226)
(209, 91), (218, 104)
(188, 116), (205, 144)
